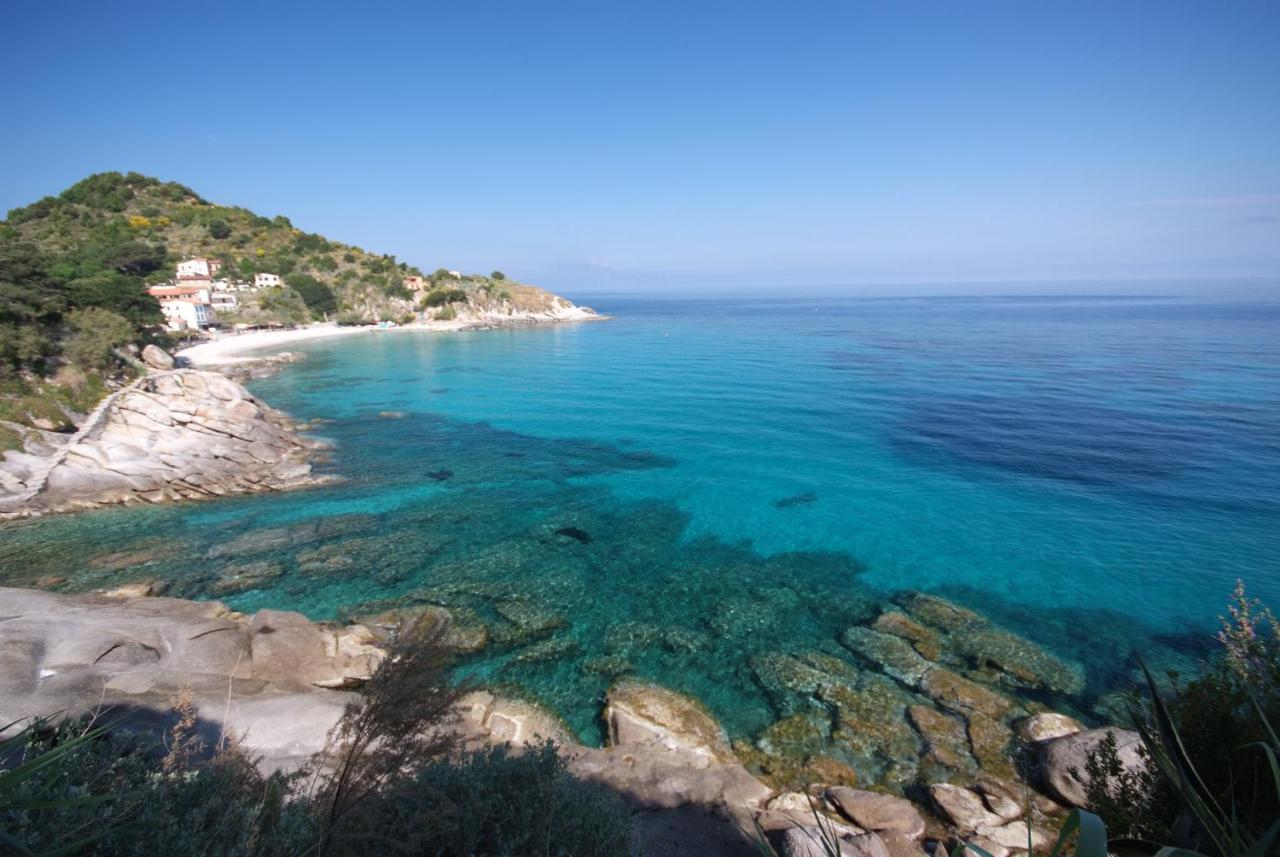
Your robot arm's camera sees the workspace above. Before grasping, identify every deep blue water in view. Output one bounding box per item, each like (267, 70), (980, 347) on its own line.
(3, 295), (1279, 756)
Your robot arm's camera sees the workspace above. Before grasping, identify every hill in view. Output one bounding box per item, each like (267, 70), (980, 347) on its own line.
(0, 172), (587, 439)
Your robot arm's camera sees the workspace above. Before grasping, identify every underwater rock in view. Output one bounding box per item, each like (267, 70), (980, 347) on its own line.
(947, 624), (1084, 695)
(597, 617), (710, 658)
(825, 787), (927, 840)
(891, 592), (1084, 697)
(773, 492), (818, 509)
(553, 526), (592, 543)
(896, 592), (981, 633)
(581, 654), (634, 677)
(752, 653), (851, 717)
(708, 587), (802, 638)
(1039, 727), (1144, 807)
(820, 674), (922, 789)
(508, 635), (581, 666)
(906, 704), (974, 773)
(841, 626), (931, 687)
(209, 560), (285, 595)
(492, 599), (568, 645)
(919, 667), (1015, 719)
(377, 410), (406, 419)
(427, 469), (453, 481)
(754, 710), (833, 758)
(604, 679), (734, 764)
(965, 713), (1017, 782)
(871, 611), (943, 662)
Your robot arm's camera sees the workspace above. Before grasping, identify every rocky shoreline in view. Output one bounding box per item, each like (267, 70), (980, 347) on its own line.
(0, 584), (1141, 856)
(0, 349), (329, 520)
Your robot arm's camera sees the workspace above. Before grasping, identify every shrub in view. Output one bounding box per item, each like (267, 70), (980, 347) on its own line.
(207, 219), (231, 239)
(350, 742), (632, 857)
(63, 307), (134, 370)
(421, 288), (466, 308)
(490, 270), (505, 280)
(335, 311), (369, 326)
(285, 274), (337, 317)
(1, 708), (314, 856)
(1084, 581), (1280, 852)
(434, 305), (456, 321)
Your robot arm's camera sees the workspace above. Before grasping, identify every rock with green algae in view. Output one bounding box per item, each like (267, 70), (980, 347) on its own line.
(840, 626), (932, 687)
(947, 623), (1085, 695)
(751, 651), (862, 716)
(965, 712), (1018, 782)
(919, 666), (1017, 719)
(603, 620), (710, 654)
(490, 599), (568, 645)
(906, 704), (975, 774)
(871, 610), (943, 662)
(819, 674), (923, 790)
(893, 591), (1084, 696)
(208, 560), (285, 595)
(507, 635), (581, 666)
(754, 710), (833, 758)
(580, 653), (633, 677)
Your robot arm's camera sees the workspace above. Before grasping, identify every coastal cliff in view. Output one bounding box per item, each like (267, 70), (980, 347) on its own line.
(0, 364), (325, 519)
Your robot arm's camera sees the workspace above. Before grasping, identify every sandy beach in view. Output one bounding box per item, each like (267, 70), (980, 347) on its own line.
(176, 324), (377, 366)
(178, 312), (607, 367)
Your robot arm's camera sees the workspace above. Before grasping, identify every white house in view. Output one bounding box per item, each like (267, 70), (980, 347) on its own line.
(149, 285), (216, 331)
(210, 292), (238, 310)
(255, 272), (282, 289)
(176, 258), (222, 280)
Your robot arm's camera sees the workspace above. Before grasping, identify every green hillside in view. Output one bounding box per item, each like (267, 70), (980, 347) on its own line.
(0, 171), (559, 437)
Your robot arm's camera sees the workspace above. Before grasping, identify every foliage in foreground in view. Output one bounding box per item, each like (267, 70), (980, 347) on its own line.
(1, 620), (633, 857)
(1083, 581), (1279, 855)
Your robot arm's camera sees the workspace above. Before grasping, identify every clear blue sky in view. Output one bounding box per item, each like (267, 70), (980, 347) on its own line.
(3, 1), (1278, 294)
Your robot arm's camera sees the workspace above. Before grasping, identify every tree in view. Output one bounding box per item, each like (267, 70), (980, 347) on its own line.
(490, 271), (505, 281)
(63, 307), (133, 370)
(285, 273), (337, 316)
(207, 219), (231, 239)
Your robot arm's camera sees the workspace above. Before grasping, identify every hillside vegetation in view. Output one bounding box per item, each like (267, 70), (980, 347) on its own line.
(0, 171), (569, 434)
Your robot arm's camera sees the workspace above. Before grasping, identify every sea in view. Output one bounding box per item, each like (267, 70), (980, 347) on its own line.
(3, 294), (1278, 754)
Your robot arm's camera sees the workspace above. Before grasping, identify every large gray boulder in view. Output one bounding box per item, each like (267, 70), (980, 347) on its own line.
(0, 587), (379, 771)
(141, 344), (175, 370)
(1039, 727), (1145, 807)
(826, 788), (926, 840)
(14, 369), (326, 519)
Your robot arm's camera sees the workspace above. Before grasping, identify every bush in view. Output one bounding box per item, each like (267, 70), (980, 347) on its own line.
(207, 219), (231, 239)
(434, 305), (456, 321)
(335, 311), (369, 326)
(354, 742), (632, 857)
(285, 274), (337, 317)
(63, 307), (134, 370)
(490, 270), (505, 280)
(1, 707), (315, 856)
(421, 288), (466, 308)
(1084, 581), (1280, 851)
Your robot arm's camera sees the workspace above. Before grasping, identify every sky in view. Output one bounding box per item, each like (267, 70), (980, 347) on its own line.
(3, 1), (1279, 295)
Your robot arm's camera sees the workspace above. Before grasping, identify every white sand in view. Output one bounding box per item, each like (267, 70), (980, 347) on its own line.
(177, 313), (606, 367)
(176, 324), (380, 366)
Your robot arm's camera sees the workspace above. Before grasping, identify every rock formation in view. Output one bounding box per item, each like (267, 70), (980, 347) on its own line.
(0, 366), (326, 518)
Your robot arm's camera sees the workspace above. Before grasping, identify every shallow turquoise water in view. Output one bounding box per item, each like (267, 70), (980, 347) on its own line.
(3, 295), (1279, 750)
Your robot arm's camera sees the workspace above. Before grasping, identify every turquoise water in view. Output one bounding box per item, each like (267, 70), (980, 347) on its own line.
(3, 295), (1279, 755)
